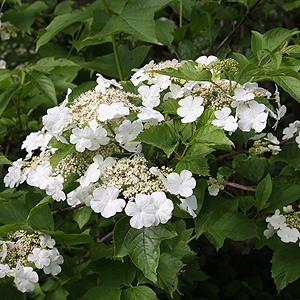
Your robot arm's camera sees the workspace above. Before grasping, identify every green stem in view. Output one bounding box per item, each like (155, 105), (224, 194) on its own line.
(111, 35), (124, 81)
(171, 45), (181, 61)
(179, 0), (183, 28)
(186, 234), (196, 244)
(181, 144), (190, 159)
(106, 122), (116, 137)
(102, 0), (124, 80)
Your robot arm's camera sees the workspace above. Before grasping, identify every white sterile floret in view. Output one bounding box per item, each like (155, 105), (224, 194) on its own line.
(14, 266), (39, 293)
(45, 175), (66, 202)
(125, 194), (156, 229)
(42, 105), (71, 135)
(0, 241), (14, 262)
(266, 209), (286, 230)
(277, 226), (300, 243)
(95, 73), (123, 91)
(21, 131), (52, 157)
(90, 186), (126, 218)
(121, 141), (142, 153)
(295, 133), (300, 149)
(78, 155), (114, 187)
(243, 82), (272, 98)
(130, 70), (150, 86)
(43, 248), (64, 276)
(264, 133), (280, 145)
(179, 195), (198, 218)
(282, 121), (300, 140)
(263, 223), (275, 239)
(26, 161), (52, 189)
(138, 85), (160, 108)
(212, 107), (238, 132)
(165, 170), (196, 198)
(39, 233), (55, 249)
(67, 184), (95, 207)
(137, 107), (164, 125)
(207, 184), (219, 196)
(115, 120), (143, 144)
(268, 144), (281, 152)
(283, 205), (294, 213)
(196, 55), (218, 66)
(148, 75), (171, 90)
(88, 120), (110, 150)
(4, 158), (26, 188)
(70, 125), (109, 153)
(0, 264), (11, 278)
(231, 87), (255, 113)
(163, 84), (184, 100)
(28, 248), (50, 269)
(177, 96), (204, 123)
(151, 192), (174, 226)
(238, 100), (268, 133)
(97, 103), (129, 121)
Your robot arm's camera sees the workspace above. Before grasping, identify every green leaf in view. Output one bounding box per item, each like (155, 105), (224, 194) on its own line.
(0, 83), (21, 117)
(261, 184), (300, 213)
(89, 0), (174, 44)
(36, 9), (92, 51)
(0, 283), (25, 300)
(113, 217), (177, 282)
(73, 206), (93, 229)
(155, 19), (174, 46)
(29, 204), (54, 231)
(157, 253), (185, 297)
(44, 287), (69, 300)
(107, 0), (128, 14)
(191, 125), (234, 147)
(33, 57), (79, 73)
(160, 98), (180, 115)
(254, 174), (272, 212)
(53, 1), (74, 15)
(26, 195), (52, 222)
(26, 70), (57, 105)
(135, 123), (178, 157)
(154, 61), (212, 81)
(91, 259), (136, 287)
(271, 243), (300, 292)
(79, 286), (121, 300)
(84, 45), (150, 80)
(50, 144), (75, 168)
(195, 198), (257, 250)
(273, 76), (300, 103)
(161, 220), (193, 259)
(0, 155), (12, 165)
(251, 28), (300, 61)
(90, 243), (114, 261)
(178, 40), (197, 60)
(121, 286), (158, 300)
(68, 81), (97, 103)
(3, 1), (48, 33)
(282, 0), (300, 11)
(175, 144), (212, 175)
(44, 229), (94, 246)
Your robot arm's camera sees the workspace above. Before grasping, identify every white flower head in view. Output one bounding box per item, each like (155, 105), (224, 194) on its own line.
(97, 103), (129, 122)
(263, 223), (275, 239)
(179, 195), (198, 218)
(14, 266), (39, 293)
(196, 55), (218, 66)
(266, 209), (286, 230)
(115, 119), (143, 144)
(277, 226), (300, 243)
(238, 100), (268, 133)
(147, 75), (171, 90)
(165, 170), (196, 198)
(39, 233), (56, 249)
(163, 84), (184, 101)
(283, 121), (300, 140)
(90, 186), (126, 218)
(28, 248), (50, 269)
(212, 107), (238, 132)
(95, 73), (123, 91)
(125, 194), (156, 229)
(137, 107), (164, 125)
(4, 158), (26, 188)
(43, 248), (64, 276)
(151, 192), (174, 226)
(138, 85), (161, 108)
(177, 96), (204, 123)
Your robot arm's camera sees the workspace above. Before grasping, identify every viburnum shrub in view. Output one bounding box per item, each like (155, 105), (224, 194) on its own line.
(3, 51), (300, 297)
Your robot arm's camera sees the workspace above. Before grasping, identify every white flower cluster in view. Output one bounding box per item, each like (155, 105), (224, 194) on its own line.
(264, 207), (300, 244)
(0, 231), (63, 293)
(4, 55), (286, 234)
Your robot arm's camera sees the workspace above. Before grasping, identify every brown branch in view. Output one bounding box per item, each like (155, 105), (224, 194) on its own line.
(216, 0), (261, 52)
(52, 203), (85, 216)
(224, 180), (256, 192)
(172, 267), (185, 296)
(99, 231), (113, 243)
